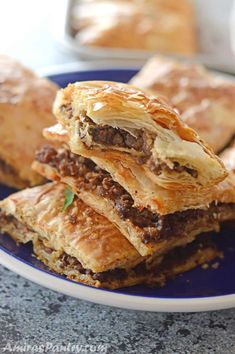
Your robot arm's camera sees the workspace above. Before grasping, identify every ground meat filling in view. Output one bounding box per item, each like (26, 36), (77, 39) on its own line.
(35, 146), (235, 244)
(87, 125), (149, 152)
(40, 241), (134, 282)
(38, 234), (214, 283)
(35, 146), (162, 233)
(59, 107), (198, 178)
(78, 115), (154, 154)
(42, 243), (129, 282)
(77, 115), (198, 178)
(147, 157), (198, 178)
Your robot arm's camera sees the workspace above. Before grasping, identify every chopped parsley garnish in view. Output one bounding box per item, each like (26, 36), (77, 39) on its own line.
(62, 187), (75, 212)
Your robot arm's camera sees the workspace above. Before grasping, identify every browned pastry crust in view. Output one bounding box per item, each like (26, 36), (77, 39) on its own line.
(130, 56), (235, 153)
(0, 197), (220, 289)
(72, 0), (196, 55)
(0, 55), (58, 189)
(32, 234), (219, 289)
(33, 145), (235, 256)
(52, 81), (226, 202)
(0, 183), (143, 272)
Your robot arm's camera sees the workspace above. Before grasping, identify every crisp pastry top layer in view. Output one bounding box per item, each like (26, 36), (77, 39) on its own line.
(130, 56), (235, 153)
(0, 55), (58, 187)
(0, 183), (142, 272)
(53, 80), (227, 191)
(72, 0), (196, 54)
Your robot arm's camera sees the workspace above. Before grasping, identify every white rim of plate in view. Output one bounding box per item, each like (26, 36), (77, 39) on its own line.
(1, 247), (235, 312)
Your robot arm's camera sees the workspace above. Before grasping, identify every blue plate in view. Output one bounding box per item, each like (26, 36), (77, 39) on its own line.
(1, 68), (235, 311)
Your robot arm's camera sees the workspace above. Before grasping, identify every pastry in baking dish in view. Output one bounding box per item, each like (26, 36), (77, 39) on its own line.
(72, 0), (196, 55)
(0, 182), (221, 289)
(52, 81), (226, 195)
(0, 55), (58, 189)
(33, 143), (235, 257)
(130, 56), (235, 153)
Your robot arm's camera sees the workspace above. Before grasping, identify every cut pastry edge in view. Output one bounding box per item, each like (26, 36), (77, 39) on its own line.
(33, 235), (221, 289)
(42, 125), (228, 215)
(71, 115), (227, 190)
(52, 81), (227, 190)
(0, 212), (221, 289)
(32, 147), (235, 257)
(0, 183), (145, 273)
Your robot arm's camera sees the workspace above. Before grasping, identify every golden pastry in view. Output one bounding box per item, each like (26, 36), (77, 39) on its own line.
(72, 0), (196, 55)
(52, 81), (226, 198)
(33, 143), (235, 256)
(130, 56), (235, 153)
(0, 182), (220, 289)
(0, 55), (58, 189)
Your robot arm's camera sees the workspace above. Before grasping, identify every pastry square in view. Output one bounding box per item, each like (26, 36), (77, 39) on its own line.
(0, 55), (58, 188)
(130, 56), (235, 153)
(0, 182), (220, 289)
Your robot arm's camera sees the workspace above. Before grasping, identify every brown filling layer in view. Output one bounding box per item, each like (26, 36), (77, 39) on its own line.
(35, 145), (163, 237)
(148, 158), (198, 178)
(77, 114), (153, 153)
(77, 115), (198, 177)
(35, 145), (235, 244)
(0, 210), (220, 284)
(38, 234), (216, 283)
(58, 250), (127, 282)
(86, 124), (151, 153)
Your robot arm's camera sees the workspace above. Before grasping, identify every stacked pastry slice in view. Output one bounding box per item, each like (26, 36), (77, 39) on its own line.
(1, 81), (235, 289)
(0, 183), (221, 289)
(33, 82), (235, 258)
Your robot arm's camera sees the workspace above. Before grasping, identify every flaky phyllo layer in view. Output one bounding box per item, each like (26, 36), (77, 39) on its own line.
(33, 145), (235, 256)
(52, 81), (227, 191)
(0, 183), (221, 289)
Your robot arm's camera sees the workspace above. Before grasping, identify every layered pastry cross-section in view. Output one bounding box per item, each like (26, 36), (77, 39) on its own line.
(0, 183), (221, 289)
(52, 81), (226, 196)
(31, 81), (233, 257)
(33, 143), (235, 257)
